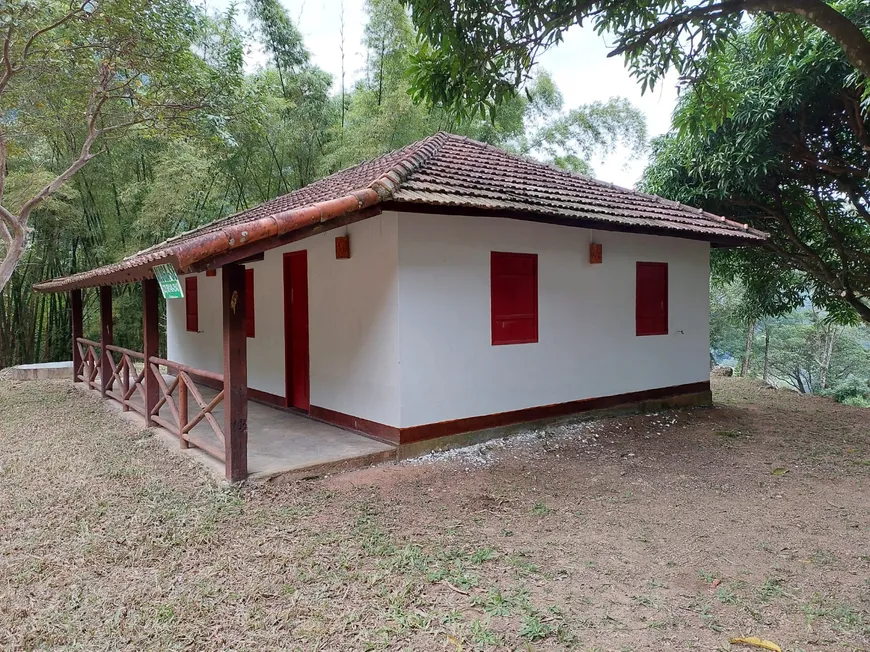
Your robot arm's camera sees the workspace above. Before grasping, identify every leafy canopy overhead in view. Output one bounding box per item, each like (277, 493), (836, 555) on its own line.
(642, 5), (870, 324)
(404, 0), (870, 118)
(0, 0), (244, 292)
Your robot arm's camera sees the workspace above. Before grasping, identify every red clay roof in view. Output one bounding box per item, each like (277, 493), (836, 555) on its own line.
(35, 132), (767, 292)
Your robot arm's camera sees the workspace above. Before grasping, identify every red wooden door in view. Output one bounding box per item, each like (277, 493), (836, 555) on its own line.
(283, 251), (310, 410)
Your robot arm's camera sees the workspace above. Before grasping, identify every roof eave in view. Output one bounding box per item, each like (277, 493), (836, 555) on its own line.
(382, 201), (768, 247)
(33, 189), (385, 294)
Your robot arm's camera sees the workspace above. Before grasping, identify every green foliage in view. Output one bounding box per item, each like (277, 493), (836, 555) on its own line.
(2, 0), (244, 143)
(824, 377), (870, 406)
(324, 0), (647, 175)
(246, 0), (309, 73)
(404, 0), (870, 118)
(131, 141), (221, 243)
(643, 8), (870, 324)
(0, 0), (646, 368)
(735, 304), (870, 394)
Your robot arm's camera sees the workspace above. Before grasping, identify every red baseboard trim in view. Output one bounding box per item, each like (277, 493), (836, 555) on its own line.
(185, 372), (288, 411)
(311, 380), (710, 445)
(309, 405), (401, 445)
(400, 380), (710, 444)
(179, 374), (709, 447)
(249, 387), (286, 408)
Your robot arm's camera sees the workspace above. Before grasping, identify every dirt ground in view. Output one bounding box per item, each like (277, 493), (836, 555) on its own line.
(0, 377), (868, 651)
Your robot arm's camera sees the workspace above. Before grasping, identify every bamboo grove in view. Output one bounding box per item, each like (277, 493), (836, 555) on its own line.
(0, 0), (647, 367)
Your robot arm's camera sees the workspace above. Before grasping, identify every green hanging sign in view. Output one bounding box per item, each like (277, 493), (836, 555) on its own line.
(153, 263), (184, 300)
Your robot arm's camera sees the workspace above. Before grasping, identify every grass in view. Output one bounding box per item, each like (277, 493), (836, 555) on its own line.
(1, 377), (869, 650)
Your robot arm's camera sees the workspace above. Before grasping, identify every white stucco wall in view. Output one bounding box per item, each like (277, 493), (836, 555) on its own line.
(395, 212), (710, 428)
(166, 209), (711, 431)
(166, 212), (401, 426)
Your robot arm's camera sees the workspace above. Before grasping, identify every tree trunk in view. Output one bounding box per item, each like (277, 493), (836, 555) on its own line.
(762, 323), (770, 385)
(0, 231), (27, 294)
(740, 319), (756, 377)
(818, 327), (836, 390)
(795, 367), (807, 393)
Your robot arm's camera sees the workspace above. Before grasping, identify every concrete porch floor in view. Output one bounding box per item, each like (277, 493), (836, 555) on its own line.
(78, 378), (396, 480)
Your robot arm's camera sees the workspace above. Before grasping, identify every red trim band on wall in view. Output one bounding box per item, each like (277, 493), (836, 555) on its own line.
(313, 381), (710, 445)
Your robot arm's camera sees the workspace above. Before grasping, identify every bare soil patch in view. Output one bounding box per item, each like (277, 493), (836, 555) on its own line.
(0, 377), (868, 650)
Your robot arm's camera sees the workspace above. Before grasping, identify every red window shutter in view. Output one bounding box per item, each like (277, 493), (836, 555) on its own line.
(185, 276), (198, 332)
(245, 268), (255, 338)
(491, 251), (538, 345)
(636, 262), (668, 336)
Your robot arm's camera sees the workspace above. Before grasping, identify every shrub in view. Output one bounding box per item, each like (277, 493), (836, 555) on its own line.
(825, 378), (870, 406)
(842, 395), (870, 408)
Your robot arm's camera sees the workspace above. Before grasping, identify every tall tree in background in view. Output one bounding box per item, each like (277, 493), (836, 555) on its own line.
(403, 0), (870, 118)
(0, 0), (648, 367)
(246, 0), (309, 95)
(245, 0), (334, 193)
(330, 0), (647, 174)
(643, 7), (870, 324)
(762, 309), (870, 394)
(0, 0), (242, 293)
(709, 283), (870, 395)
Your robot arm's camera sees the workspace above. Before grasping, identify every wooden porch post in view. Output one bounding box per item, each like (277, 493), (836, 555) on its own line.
(71, 289), (83, 382)
(99, 286), (113, 397)
(222, 264), (248, 482)
(143, 278), (160, 426)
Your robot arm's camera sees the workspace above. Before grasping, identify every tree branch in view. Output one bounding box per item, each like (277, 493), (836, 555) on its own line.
(18, 2), (89, 64)
(0, 205), (10, 248)
(608, 0), (750, 58)
(840, 179), (870, 228)
(16, 77), (106, 222)
(778, 0), (870, 79)
(0, 24), (15, 97)
(0, 126), (6, 206)
(608, 0), (870, 80)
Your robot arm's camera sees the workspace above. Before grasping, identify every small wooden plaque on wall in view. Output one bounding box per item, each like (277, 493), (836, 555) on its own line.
(335, 235), (350, 259)
(590, 242), (603, 264)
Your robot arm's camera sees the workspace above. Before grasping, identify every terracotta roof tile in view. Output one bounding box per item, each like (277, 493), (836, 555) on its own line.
(35, 132), (766, 292)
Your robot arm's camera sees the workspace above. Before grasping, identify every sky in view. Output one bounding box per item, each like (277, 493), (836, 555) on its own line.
(216, 0), (681, 188)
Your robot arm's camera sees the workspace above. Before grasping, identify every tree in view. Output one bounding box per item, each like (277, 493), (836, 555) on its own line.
(244, 0), (334, 192)
(0, 0), (242, 293)
(762, 309), (870, 393)
(709, 280), (773, 374)
(710, 286), (870, 394)
(403, 0), (870, 117)
(642, 11), (870, 324)
(326, 0), (648, 175)
(246, 0), (309, 96)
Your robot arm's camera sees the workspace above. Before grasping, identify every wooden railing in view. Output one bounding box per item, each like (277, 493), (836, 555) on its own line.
(75, 338), (101, 389)
(73, 337), (234, 473)
(148, 357), (226, 463)
(104, 345), (147, 416)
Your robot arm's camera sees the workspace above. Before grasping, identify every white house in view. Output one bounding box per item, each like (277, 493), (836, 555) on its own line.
(36, 133), (767, 480)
